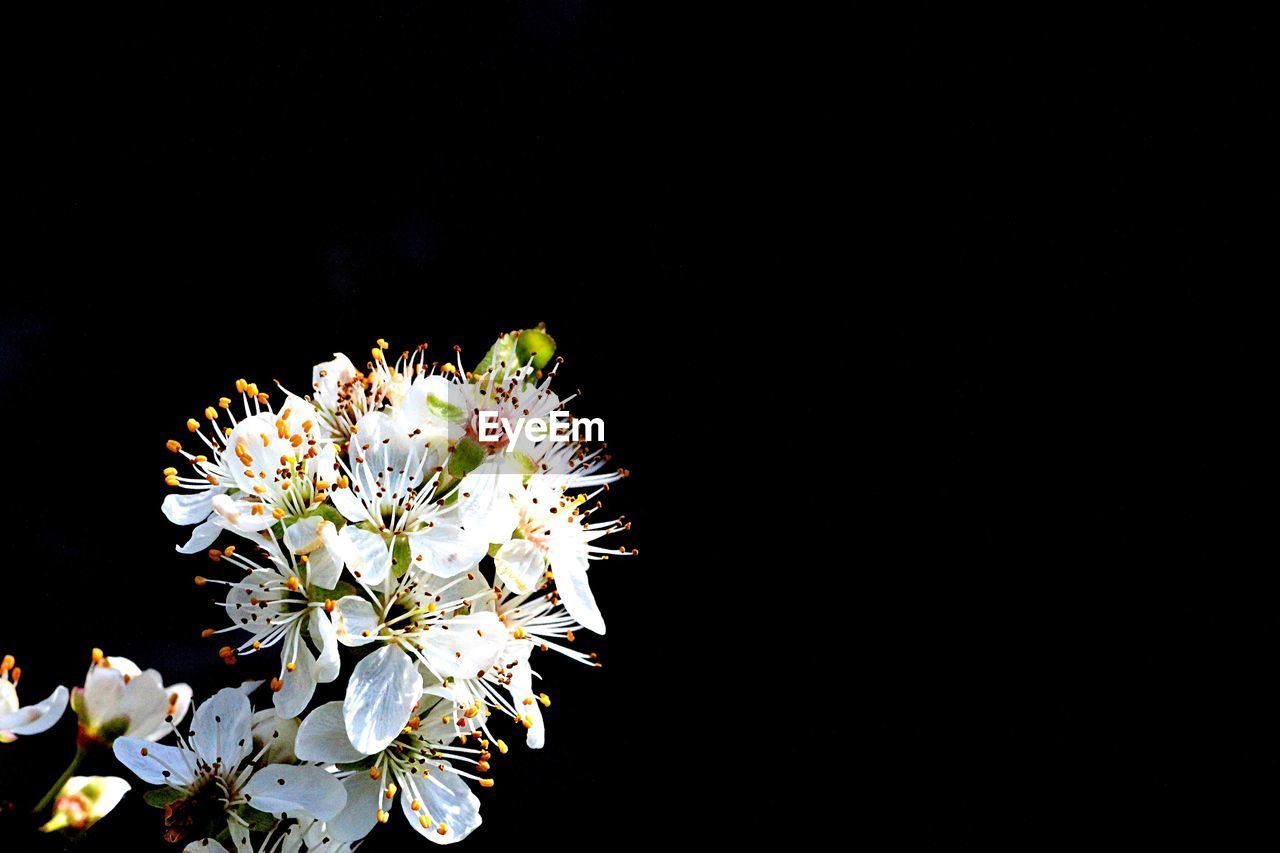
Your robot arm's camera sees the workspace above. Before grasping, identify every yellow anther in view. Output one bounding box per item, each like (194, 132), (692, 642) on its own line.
(512, 627), (526, 639)
(286, 662), (296, 672)
(223, 545), (236, 556)
(163, 467), (178, 477)
(218, 397), (231, 409)
(476, 760), (490, 772)
(369, 766), (382, 780)
(496, 739), (508, 755)
(336, 476), (349, 489)
(208, 549), (222, 561)
(538, 693), (551, 707)
(252, 641), (262, 650)
(286, 577), (301, 591)
(270, 677), (283, 691)
(201, 628), (215, 638)
(479, 779), (494, 788)
(91, 648), (104, 664)
(419, 815), (431, 829)
(245, 383), (259, 396)
(410, 799), (422, 811)
(371, 347), (384, 361)
(186, 419), (201, 432)
(377, 809), (389, 824)
(235, 378), (248, 393)
(205, 406), (218, 420)
(165, 475), (180, 487)
(437, 823), (448, 836)
(427, 602), (437, 613)
(386, 783), (397, 798)
(166, 439), (182, 453)
(324, 599), (335, 613)
(193, 576), (207, 586)
(377, 338), (389, 349)
(272, 507), (286, 520)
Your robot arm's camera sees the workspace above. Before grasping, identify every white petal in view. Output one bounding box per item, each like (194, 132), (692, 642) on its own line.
(306, 541), (343, 590)
(242, 763), (347, 820)
(311, 610), (340, 684)
(420, 613), (505, 681)
(338, 526), (391, 585)
(112, 736), (195, 786)
(2, 685), (67, 735)
(551, 553), (605, 634)
(251, 708), (299, 765)
(176, 518), (223, 554)
(274, 642), (318, 719)
(457, 463), (521, 544)
(492, 539), (545, 594)
(162, 488), (221, 525)
(184, 840), (231, 853)
(190, 687), (253, 769)
(408, 522), (486, 578)
(329, 487), (368, 524)
(228, 818), (253, 853)
(398, 764), (482, 843)
(295, 701), (366, 765)
(332, 595), (379, 647)
(326, 771), (381, 842)
(343, 645), (421, 755)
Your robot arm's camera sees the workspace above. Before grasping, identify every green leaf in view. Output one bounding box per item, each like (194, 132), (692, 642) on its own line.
(474, 332), (518, 375)
(392, 534), (412, 577)
(236, 805), (277, 832)
(307, 503), (346, 528)
(143, 787), (186, 808)
(337, 754), (378, 772)
(515, 327), (556, 370)
(447, 437), (486, 478)
(307, 580), (358, 603)
(427, 393), (467, 424)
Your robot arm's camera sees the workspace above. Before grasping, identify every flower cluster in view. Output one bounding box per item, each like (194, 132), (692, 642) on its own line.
(135, 328), (633, 847)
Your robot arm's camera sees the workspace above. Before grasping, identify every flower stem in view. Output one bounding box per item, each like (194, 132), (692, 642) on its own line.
(34, 745), (86, 814)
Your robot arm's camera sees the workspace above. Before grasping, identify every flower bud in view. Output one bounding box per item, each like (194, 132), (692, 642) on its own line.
(39, 776), (130, 833)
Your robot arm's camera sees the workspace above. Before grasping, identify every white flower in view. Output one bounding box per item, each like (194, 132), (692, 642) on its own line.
(203, 543), (341, 718)
(311, 344), (429, 443)
(113, 688), (346, 844)
(295, 696), (487, 844)
(0, 654), (67, 743)
(73, 649), (193, 745)
(488, 477), (631, 635)
(330, 570), (506, 754)
(39, 775), (131, 833)
(161, 385), (333, 555)
(327, 409), (487, 582)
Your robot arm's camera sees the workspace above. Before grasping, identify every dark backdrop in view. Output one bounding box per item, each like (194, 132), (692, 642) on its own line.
(1, 3), (1271, 850)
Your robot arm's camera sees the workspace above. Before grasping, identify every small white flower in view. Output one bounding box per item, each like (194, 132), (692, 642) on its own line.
(489, 477), (630, 634)
(39, 775), (131, 833)
(113, 688), (346, 843)
(296, 696), (487, 844)
(0, 653), (67, 743)
(73, 649), (193, 745)
(161, 385), (333, 554)
(203, 543), (341, 718)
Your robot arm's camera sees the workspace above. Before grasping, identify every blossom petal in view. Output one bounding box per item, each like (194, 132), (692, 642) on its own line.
(274, 642), (318, 719)
(343, 645), (421, 755)
(407, 522), (486, 578)
(420, 613), (505, 681)
(551, 552), (605, 634)
(332, 596), (379, 647)
(112, 736), (195, 786)
(295, 701), (366, 765)
(184, 840), (231, 853)
(176, 518), (223, 554)
(1, 685), (67, 735)
(492, 539), (545, 594)
(339, 526), (391, 586)
(190, 687), (253, 769)
(311, 610), (340, 684)
(329, 487), (368, 524)
(162, 488), (222, 525)
(326, 770), (381, 842)
(398, 763), (482, 843)
(242, 763), (347, 820)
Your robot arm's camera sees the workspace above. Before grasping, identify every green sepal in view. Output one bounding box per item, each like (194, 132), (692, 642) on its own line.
(306, 503), (346, 528)
(448, 437), (486, 478)
(487, 542), (502, 557)
(510, 450), (538, 478)
(515, 327), (556, 370)
(236, 805), (277, 832)
(143, 787), (186, 808)
(392, 534), (412, 577)
(474, 332), (518, 375)
(337, 754), (378, 772)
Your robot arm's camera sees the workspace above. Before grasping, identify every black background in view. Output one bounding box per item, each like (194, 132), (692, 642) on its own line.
(0, 4), (1271, 850)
